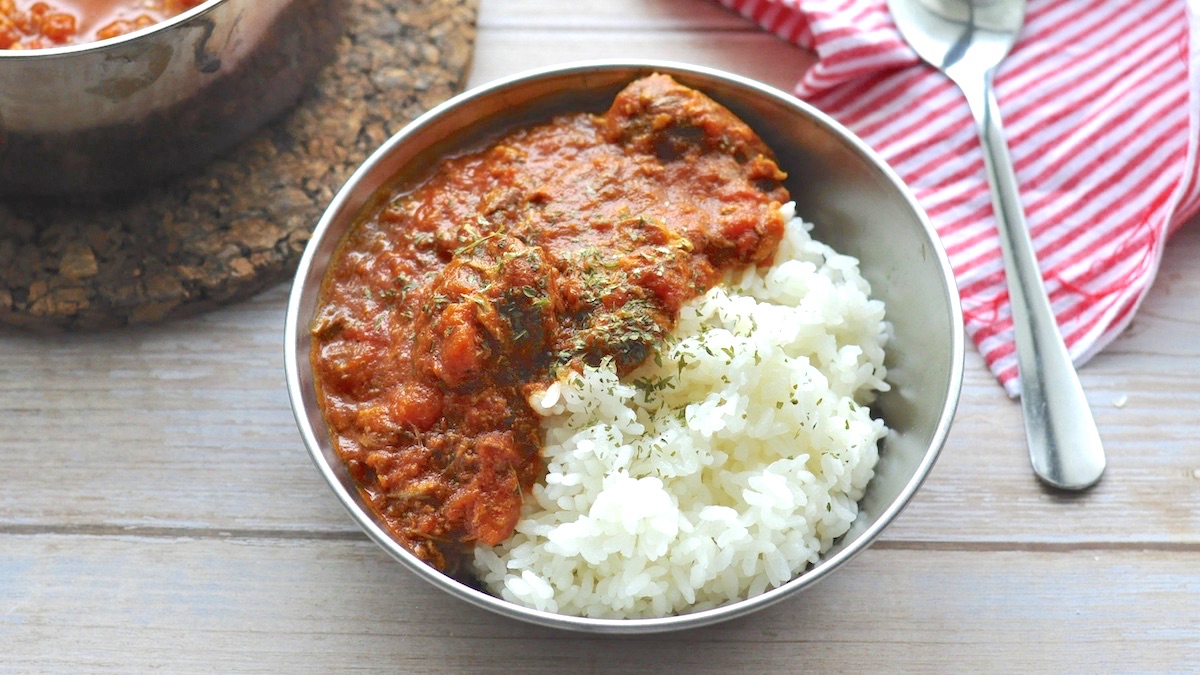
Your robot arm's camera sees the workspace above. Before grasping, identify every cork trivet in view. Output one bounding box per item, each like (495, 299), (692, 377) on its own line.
(0, 0), (478, 331)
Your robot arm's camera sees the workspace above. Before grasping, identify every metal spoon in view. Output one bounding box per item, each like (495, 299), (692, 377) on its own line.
(887, 0), (1106, 490)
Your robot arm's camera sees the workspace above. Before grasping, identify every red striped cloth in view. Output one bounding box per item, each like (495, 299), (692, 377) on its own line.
(715, 0), (1200, 396)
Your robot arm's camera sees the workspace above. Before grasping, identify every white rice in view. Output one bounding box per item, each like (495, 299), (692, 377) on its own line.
(471, 204), (890, 618)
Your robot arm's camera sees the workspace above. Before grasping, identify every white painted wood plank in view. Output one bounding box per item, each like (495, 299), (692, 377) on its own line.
(0, 535), (1195, 671)
(478, 0), (754, 31)
(466, 29), (815, 92)
(0, 288), (349, 533)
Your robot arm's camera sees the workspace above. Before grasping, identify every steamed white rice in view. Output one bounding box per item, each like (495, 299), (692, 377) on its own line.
(472, 204), (890, 618)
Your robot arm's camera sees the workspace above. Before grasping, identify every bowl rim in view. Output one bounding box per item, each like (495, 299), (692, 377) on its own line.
(0, 0), (225, 59)
(285, 58), (965, 634)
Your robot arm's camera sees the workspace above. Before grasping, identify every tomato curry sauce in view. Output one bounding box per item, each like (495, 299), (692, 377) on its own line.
(0, 0), (203, 49)
(311, 75), (790, 573)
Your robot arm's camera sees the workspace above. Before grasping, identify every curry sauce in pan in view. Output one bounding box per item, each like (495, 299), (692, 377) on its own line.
(0, 0), (204, 49)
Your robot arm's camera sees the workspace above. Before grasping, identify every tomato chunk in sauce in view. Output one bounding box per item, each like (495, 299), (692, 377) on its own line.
(0, 0), (203, 49)
(311, 74), (790, 573)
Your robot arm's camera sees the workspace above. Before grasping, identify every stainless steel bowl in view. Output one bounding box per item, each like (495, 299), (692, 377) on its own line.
(0, 0), (344, 195)
(285, 60), (965, 633)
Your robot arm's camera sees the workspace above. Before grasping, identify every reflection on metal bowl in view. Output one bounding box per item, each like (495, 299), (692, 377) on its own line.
(0, 0), (345, 195)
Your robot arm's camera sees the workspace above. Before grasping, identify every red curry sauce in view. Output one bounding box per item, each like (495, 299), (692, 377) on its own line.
(0, 0), (203, 49)
(311, 75), (790, 572)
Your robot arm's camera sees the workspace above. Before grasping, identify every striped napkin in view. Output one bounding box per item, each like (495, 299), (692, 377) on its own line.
(715, 0), (1200, 396)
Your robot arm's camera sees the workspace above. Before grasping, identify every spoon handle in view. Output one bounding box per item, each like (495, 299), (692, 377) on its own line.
(962, 71), (1107, 490)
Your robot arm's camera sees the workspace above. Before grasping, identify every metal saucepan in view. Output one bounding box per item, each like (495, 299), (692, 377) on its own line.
(0, 0), (344, 195)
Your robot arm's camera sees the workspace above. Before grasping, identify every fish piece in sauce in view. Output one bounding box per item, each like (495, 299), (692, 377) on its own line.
(311, 73), (789, 573)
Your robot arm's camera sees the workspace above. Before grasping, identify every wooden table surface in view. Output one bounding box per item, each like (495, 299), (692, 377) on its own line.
(3, 1), (1198, 671)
